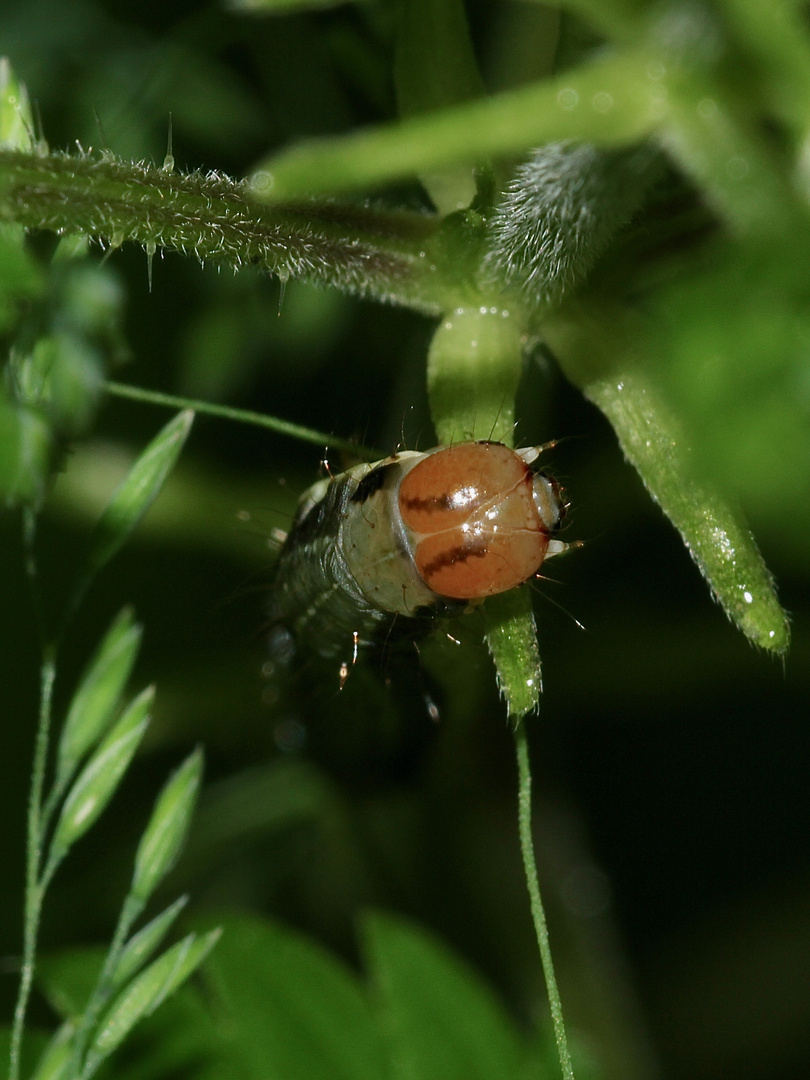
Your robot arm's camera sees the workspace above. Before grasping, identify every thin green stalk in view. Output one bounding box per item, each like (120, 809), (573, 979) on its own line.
(39, 773), (71, 847)
(21, 509), (46, 650)
(9, 649), (56, 1080)
(68, 893), (145, 1078)
(514, 717), (575, 1080)
(103, 381), (379, 459)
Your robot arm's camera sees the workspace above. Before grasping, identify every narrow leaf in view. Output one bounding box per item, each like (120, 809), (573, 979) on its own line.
(251, 48), (656, 201)
(394, 0), (484, 212)
(362, 910), (525, 1080)
(56, 608), (142, 784)
(131, 749), (203, 904)
(584, 371), (790, 652)
(86, 408), (194, 576)
(113, 895), (189, 990)
(51, 688), (152, 856)
(84, 930), (220, 1075)
(0, 58), (35, 152)
(203, 915), (385, 1080)
(29, 1022), (74, 1080)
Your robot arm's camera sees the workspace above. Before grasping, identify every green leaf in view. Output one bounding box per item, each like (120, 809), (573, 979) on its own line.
(0, 393), (51, 508)
(362, 910), (525, 1080)
(546, 294), (791, 653)
(394, 0), (484, 213)
(86, 408), (194, 576)
(28, 1022), (74, 1080)
(51, 687), (152, 857)
(203, 915), (385, 1080)
(584, 371), (790, 652)
(112, 896), (189, 990)
(251, 48), (657, 201)
(56, 607), (143, 785)
(83, 930), (221, 1076)
(651, 239), (810, 524)
(131, 749), (203, 904)
(0, 57), (35, 151)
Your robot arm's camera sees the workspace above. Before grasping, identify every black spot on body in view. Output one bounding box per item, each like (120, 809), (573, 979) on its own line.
(350, 464), (389, 504)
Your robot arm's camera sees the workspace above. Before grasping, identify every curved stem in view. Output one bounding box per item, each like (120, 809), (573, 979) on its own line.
(68, 894), (145, 1078)
(103, 382), (379, 459)
(514, 717), (575, 1080)
(9, 649), (56, 1080)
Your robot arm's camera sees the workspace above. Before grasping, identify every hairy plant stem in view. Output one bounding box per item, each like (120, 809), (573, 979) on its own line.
(514, 718), (575, 1080)
(0, 149), (477, 313)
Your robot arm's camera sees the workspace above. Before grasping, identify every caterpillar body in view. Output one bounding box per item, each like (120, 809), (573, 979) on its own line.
(268, 440), (568, 667)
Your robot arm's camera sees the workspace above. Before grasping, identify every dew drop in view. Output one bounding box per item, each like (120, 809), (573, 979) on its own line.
(557, 87), (579, 110)
(145, 240), (156, 293)
(277, 271), (288, 317)
(592, 91), (614, 113)
(252, 170), (274, 195)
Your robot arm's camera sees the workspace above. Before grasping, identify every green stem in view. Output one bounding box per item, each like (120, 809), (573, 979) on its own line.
(103, 381), (378, 458)
(69, 894), (145, 1078)
(21, 509), (46, 650)
(0, 148), (454, 313)
(9, 650), (56, 1080)
(39, 774), (71, 848)
(514, 718), (575, 1080)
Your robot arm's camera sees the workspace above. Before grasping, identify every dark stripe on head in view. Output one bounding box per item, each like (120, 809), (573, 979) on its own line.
(350, 464), (389, 504)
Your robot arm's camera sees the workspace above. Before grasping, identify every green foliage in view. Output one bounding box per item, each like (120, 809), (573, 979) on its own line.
(84, 409), (194, 580)
(4, 380), (207, 1080)
(131, 750), (204, 905)
(56, 608), (143, 788)
(201, 913), (583, 1080)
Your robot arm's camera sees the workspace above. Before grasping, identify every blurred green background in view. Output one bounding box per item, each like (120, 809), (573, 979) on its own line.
(1, 2), (808, 1079)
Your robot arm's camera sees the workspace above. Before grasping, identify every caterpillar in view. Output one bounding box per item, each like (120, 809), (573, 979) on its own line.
(267, 440), (569, 674)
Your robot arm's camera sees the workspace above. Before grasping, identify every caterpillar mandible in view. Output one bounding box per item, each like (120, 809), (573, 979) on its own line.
(268, 440), (570, 671)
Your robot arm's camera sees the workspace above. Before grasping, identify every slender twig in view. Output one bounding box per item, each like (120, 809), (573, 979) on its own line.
(9, 649), (56, 1080)
(514, 717), (575, 1080)
(21, 509), (46, 650)
(103, 381), (381, 459)
(68, 893), (145, 1078)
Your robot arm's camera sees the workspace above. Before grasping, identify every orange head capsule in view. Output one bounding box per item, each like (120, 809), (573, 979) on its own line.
(397, 442), (565, 601)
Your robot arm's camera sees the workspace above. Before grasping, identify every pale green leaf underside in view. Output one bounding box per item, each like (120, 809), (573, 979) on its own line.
(585, 372), (790, 652)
